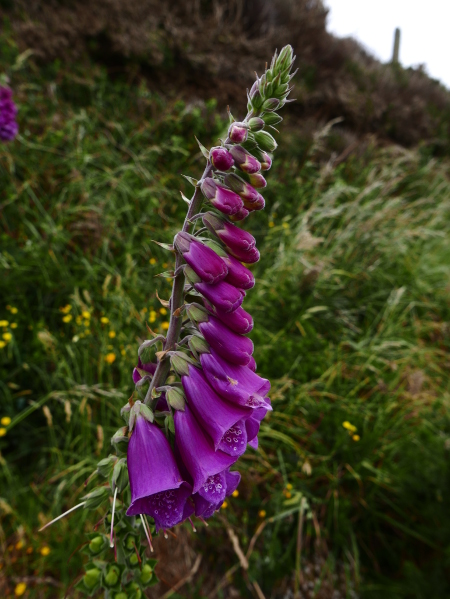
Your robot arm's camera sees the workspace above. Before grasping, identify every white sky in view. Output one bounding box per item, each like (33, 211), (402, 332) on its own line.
(324, 0), (450, 89)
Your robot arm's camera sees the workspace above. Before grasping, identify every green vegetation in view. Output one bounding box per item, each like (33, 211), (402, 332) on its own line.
(1, 42), (450, 599)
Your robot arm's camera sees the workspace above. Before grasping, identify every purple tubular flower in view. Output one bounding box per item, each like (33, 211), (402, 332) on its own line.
(210, 146), (234, 171)
(248, 173), (267, 189)
(228, 122), (248, 143)
(200, 348), (271, 409)
(193, 468), (240, 519)
(202, 213), (255, 253)
(182, 365), (250, 456)
(222, 253), (255, 289)
(260, 151), (272, 171)
(228, 145), (261, 174)
(132, 359), (157, 383)
(195, 279), (244, 313)
(230, 208), (250, 222)
(126, 415), (192, 530)
(198, 315), (254, 365)
(174, 404), (237, 493)
(175, 232), (228, 284)
(201, 178), (243, 215)
(0, 87), (18, 142)
(203, 299), (253, 334)
(224, 173), (260, 203)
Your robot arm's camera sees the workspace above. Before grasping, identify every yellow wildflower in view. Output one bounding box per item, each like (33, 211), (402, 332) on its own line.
(268, 221), (275, 228)
(221, 501), (228, 509)
(83, 320), (90, 327)
(286, 483), (293, 490)
(11, 323), (18, 329)
(352, 434), (360, 442)
(161, 321), (170, 331)
(1, 416), (11, 426)
(342, 421), (357, 433)
(0, 341), (6, 349)
(142, 307), (148, 313)
(10, 307), (18, 315)
(159, 308), (167, 315)
(59, 305), (71, 314)
(282, 222), (290, 229)
(0, 320), (9, 327)
(0, 428), (7, 437)
(258, 510), (267, 518)
(75, 315), (82, 325)
(232, 490), (239, 498)
(105, 353), (116, 364)
(2, 332), (12, 342)
(62, 315), (72, 323)
(285, 491), (292, 499)
(149, 258), (157, 265)
(82, 310), (90, 319)
(40, 546), (51, 556)
(163, 262), (168, 268)
(108, 331), (116, 338)
(15, 541), (24, 550)
(14, 583), (27, 596)
(100, 317), (109, 324)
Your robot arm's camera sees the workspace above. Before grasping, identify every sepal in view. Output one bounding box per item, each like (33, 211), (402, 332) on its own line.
(166, 387), (186, 411)
(111, 426), (129, 454)
(97, 455), (117, 478)
(110, 458), (129, 493)
(82, 486), (111, 510)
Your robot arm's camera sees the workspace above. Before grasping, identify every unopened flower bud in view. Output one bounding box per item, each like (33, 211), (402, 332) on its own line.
(228, 122), (248, 143)
(230, 208), (250, 221)
(210, 146), (234, 171)
(224, 173), (260, 203)
(97, 455), (117, 478)
(82, 486), (110, 510)
(274, 83), (289, 96)
(110, 457), (128, 493)
(248, 117), (265, 132)
(254, 130), (278, 152)
(250, 89), (264, 110)
(175, 232), (228, 284)
(166, 387), (186, 411)
(188, 334), (210, 357)
(276, 44), (294, 72)
(263, 112), (283, 127)
(202, 212), (256, 251)
(243, 193), (265, 211)
(201, 178), (243, 215)
(260, 151), (272, 171)
(228, 145), (261, 174)
(248, 173), (267, 189)
(170, 352), (193, 377)
(262, 98), (280, 111)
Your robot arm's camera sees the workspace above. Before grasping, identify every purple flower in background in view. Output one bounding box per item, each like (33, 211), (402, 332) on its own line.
(0, 87), (18, 142)
(126, 413), (192, 530)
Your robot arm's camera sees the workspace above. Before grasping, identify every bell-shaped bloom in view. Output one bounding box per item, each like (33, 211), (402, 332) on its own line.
(248, 173), (267, 189)
(175, 232), (228, 284)
(245, 402), (270, 449)
(201, 178), (243, 215)
(222, 254), (255, 290)
(182, 365), (250, 456)
(228, 145), (261, 174)
(224, 173), (260, 203)
(204, 299), (253, 334)
(230, 208), (250, 222)
(200, 348), (271, 409)
(0, 87), (18, 142)
(210, 146), (234, 171)
(228, 122), (248, 143)
(126, 415), (192, 530)
(193, 468), (241, 519)
(202, 212), (256, 253)
(132, 358), (157, 384)
(174, 404), (237, 493)
(194, 279), (244, 313)
(199, 314), (253, 365)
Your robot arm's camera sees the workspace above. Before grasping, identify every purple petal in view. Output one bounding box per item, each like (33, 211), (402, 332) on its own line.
(247, 356), (257, 372)
(223, 254), (255, 290)
(211, 146), (234, 171)
(176, 234), (228, 284)
(199, 315), (253, 365)
(204, 300), (253, 334)
(195, 280), (244, 313)
(225, 470), (241, 496)
(228, 122), (248, 143)
(217, 419), (248, 456)
(203, 213), (256, 252)
(248, 436), (259, 449)
(132, 359), (157, 383)
(174, 404), (237, 494)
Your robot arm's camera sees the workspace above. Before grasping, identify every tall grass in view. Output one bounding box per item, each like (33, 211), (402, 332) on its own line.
(1, 40), (450, 598)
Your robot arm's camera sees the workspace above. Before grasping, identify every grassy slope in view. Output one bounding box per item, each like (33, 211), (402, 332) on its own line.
(1, 40), (450, 598)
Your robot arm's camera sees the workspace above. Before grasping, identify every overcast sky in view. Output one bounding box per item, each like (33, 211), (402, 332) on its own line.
(324, 0), (450, 89)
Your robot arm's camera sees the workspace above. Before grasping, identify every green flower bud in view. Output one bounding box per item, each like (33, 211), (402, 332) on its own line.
(88, 535), (106, 555)
(111, 458), (128, 493)
(140, 563), (154, 584)
(97, 455), (117, 478)
(274, 83), (289, 96)
(254, 130), (278, 152)
(104, 565), (120, 587)
(248, 117), (265, 132)
(262, 113), (283, 127)
(83, 568), (101, 590)
(114, 593), (128, 599)
(262, 98), (280, 111)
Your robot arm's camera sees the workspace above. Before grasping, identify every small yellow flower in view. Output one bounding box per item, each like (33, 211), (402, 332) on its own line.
(82, 320), (89, 327)
(11, 323), (18, 329)
(286, 483), (293, 490)
(232, 490), (239, 498)
(10, 307), (18, 315)
(75, 315), (82, 325)
(40, 546), (51, 556)
(342, 421), (357, 433)
(59, 305), (72, 314)
(258, 510), (267, 518)
(2, 332), (12, 342)
(82, 310), (90, 319)
(1, 416), (11, 426)
(100, 317), (109, 324)
(62, 315), (72, 323)
(149, 258), (157, 265)
(14, 582), (27, 596)
(282, 222), (290, 229)
(108, 331), (116, 338)
(0, 428), (7, 437)
(0, 341), (6, 349)
(0, 320), (9, 327)
(268, 221), (275, 228)
(161, 321), (170, 331)
(221, 501), (228, 509)
(142, 307), (148, 313)
(159, 308), (167, 315)
(121, 349), (126, 356)
(352, 434), (360, 442)
(85, 329), (91, 335)
(105, 353), (116, 364)
(15, 541), (24, 550)
(163, 262), (168, 268)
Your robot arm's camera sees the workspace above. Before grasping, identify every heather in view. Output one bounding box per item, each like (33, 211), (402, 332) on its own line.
(1, 32), (450, 599)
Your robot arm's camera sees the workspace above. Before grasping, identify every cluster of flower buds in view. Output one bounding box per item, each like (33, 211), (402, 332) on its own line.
(122, 46), (295, 535)
(0, 87), (18, 142)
